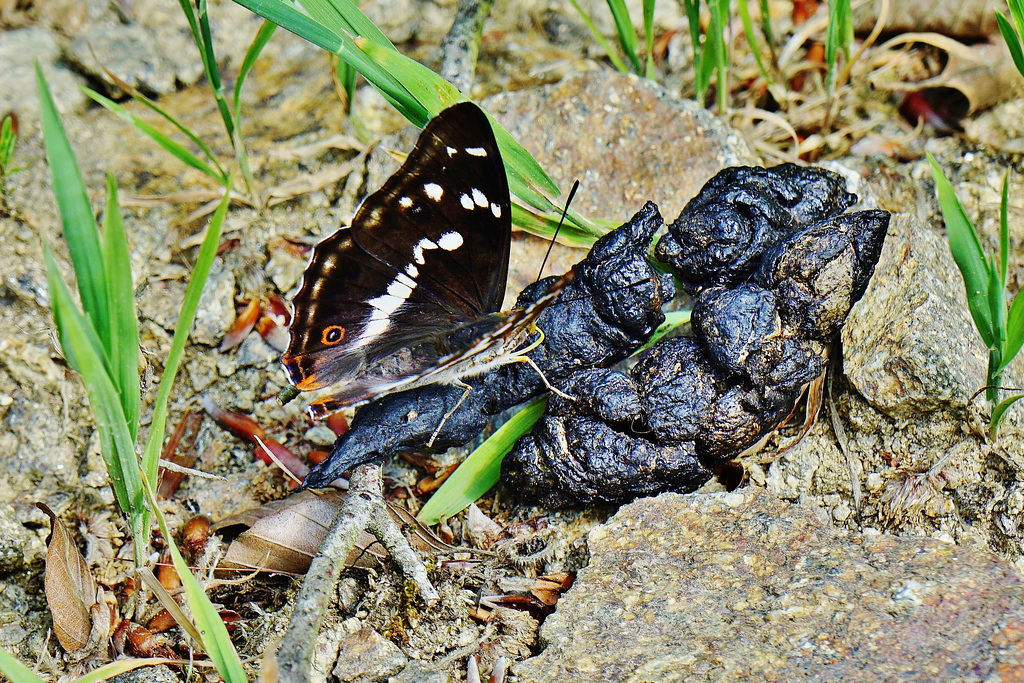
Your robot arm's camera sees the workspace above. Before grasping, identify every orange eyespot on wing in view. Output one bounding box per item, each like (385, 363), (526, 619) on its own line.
(321, 325), (346, 345)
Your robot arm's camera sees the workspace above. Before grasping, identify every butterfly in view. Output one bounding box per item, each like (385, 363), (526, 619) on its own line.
(282, 102), (571, 420)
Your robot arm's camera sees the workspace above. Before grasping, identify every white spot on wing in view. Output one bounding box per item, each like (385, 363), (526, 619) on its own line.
(387, 279), (413, 299)
(446, 146), (457, 156)
(399, 196), (413, 208)
(368, 293), (405, 315)
(465, 147), (487, 157)
(424, 183), (443, 201)
(355, 318), (390, 346)
(438, 232), (464, 251)
(460, 194), (474, 210)
(396, 272), (417, 289)
(405, 263), (419, 278)
(471, 188), (488, 207)
(490, 202), (502, 218)
(413, 237), (439, 265)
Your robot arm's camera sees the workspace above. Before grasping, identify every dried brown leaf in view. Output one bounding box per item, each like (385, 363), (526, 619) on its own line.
(37, 503), (106, 655)
(214, 490), (458, 574)
(874, 35), (1024, 115)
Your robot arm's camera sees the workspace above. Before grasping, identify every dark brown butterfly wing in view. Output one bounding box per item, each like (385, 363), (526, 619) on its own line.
(282, 102), (512, 405)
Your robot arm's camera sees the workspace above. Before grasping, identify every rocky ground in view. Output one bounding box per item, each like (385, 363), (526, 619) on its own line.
(2, 0), (1024, 681)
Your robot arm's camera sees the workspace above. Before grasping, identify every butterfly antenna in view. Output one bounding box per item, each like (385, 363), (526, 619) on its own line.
(537, 179), (580, 282)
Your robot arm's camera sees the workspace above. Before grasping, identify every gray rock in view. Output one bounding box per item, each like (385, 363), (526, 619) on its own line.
(67, 24), (179, 95)
(0, 27), (88, 122)
(331, 626), (408, 683)
(842, 213), (988, 418)
(0, 505), (36, 574)
(192, 258), (236, 347)
(388, 661), (452, 683)
(109, 664), (180, 683)
(515, 489), (1024, 682)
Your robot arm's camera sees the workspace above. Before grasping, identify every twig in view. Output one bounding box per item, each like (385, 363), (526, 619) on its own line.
(439, 0), (496, 94)
(274, 463), (438, 682)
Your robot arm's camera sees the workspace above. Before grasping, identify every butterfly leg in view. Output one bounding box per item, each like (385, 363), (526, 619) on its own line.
(515, 354), (576, 402)
(426, 379), (474, 448)
(509, 326), (576, 402)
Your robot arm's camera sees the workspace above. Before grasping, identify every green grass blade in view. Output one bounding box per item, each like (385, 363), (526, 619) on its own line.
(141, 184), (233, 481)
(0, 648), (46, 683)
(988, 255), (1007, 349)
(233, 20), (277, 113)
(737, 0), (771, 84)
(83, 88), (228, 184)
(417, 396), (548, 524)
(927, 153), (996, 347)
(0, 115), (15, 173)
(101, 174), (141, 440)
(45, 246), (145, 538)
(139, 470), (247, 681)
(301, 0), (398, 51)
(1001, 172), (1010, 288)
(37, 63), (111, 354)
(194, 0), (236, 142)
(510, 203), (597, 247)
(643, 0), (656, 78)
(1010, 0), (1024, 41)
(991, 392), (1024, 438)
(68, 658), (178, 683)
(997, 12), (1024, 78)
(1001, 291), (1024, 371)
(83, 79), (226, 176)
(566, 0), (630, 73)
(606, 0), (644, 74)
(757, 0), (776, 58)
(825, 0), (852, 91)
(637, 309), (691, 353)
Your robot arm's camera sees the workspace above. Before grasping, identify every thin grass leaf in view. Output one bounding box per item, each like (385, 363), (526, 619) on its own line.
(825, 0), (852, 92)
(230, 19), (276, 203)
(336, 57), (358, 113)
(0, 115), (15, 173)
(710, 0), (730, 112)
(234, 0), (428, 121)
(192, 0), (236, 142)
(566, 0), (630, 73)
(139, 470), (247, 681)
(737, 0), (772, 84)
(83, 88), (228, 184)
(607, 0), (644, 74)
(757, 0), (776, 58)
(0, 648), (46, 683)
(510, 203), (596, 247)
(1001, 289), (1024, 371)
(637, 309), (691, 352)
(70, 658), (178, 683)
(87, 70), (227, 177)
(997, 12), (1024, 78)
(301, 0), (397, 52)
(682, 0), (706, 100)
(37, 63), (111, 353)
(1001, 172), (1010, 288)
(140, 185), (233, 483)
(101, 174), (141, 440)
(417, 396), (548, 525)
(643, 0), (656, 78)
(991, 392), (1024, 438)
(234, 20), (277, 114)
(988, 257), (1007, 351)
(1011, 0), (1024, 34)
(927, 153), (996, 347)
(45, 246), (146, 545)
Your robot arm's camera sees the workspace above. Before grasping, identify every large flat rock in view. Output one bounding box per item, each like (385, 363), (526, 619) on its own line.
(515, 489), (1024, 682)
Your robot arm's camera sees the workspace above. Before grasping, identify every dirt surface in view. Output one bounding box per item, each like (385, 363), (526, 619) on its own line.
(2, 0), (1024, 680)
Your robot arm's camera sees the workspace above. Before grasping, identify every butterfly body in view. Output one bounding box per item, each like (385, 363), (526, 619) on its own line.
(283, 102), (569, 419)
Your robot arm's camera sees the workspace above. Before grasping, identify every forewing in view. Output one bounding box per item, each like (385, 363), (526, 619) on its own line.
(283, 102), (511, 402)
(351, 101), (511, 315)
